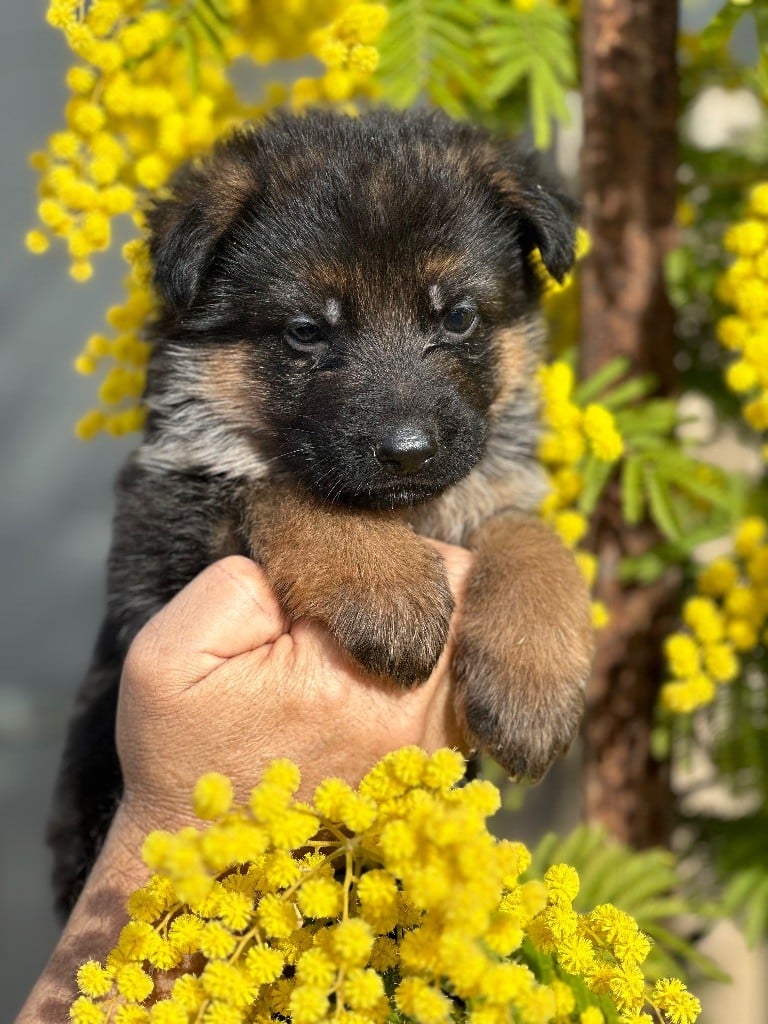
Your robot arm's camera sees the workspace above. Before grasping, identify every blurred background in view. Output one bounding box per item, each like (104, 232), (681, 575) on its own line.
(1, 1), (766, 1021)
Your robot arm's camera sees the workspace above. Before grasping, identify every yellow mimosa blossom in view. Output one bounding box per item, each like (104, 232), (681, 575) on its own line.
(31, 0), (388, 437)
(115, 963), (154, 1002)
(590, 600), (609, 630)
(76, 961), (114, 999)
(193, 772), (234, 820)
(726, 359), (759, 392)
(69, 996), (106, 1024)
(716, 184), (768, 435)
(289, 984), (329, 1024)
(735, 516), (767, 557)
(536, 357), (620, 608)
(662, 517), (768, 712)
(652, 979), (702, 1024)
(697, 557), (738, 597)
(532, 226), (626, 629)
(583, 403), (624, 460)
(554, 510), (588, 549)
(69, 749), (699, 1024)
(664, 633), (700, 678)
(297, 877), (344, 919)
(683, 597), (725, 643)
(579, 1010), (604, 1024)
(702, 642), (738, 683)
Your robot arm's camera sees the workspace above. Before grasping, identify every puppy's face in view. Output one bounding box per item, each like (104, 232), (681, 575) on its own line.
(147, 111), (576, 508)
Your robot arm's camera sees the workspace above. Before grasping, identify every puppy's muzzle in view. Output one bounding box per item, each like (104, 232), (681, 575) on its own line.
(374, 423), (437, 476)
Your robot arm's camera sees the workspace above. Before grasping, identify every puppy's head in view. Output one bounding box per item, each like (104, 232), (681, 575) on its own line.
(146, 110), (576, 508)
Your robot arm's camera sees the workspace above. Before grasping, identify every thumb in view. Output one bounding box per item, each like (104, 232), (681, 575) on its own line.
(125, 556), (288, 694)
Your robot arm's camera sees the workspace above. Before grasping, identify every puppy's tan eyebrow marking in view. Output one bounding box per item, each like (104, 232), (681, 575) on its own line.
(324, 297), (341, 325)
(428, 284), (444, 312)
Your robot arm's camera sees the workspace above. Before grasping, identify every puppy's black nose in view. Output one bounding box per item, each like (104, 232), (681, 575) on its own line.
(375, 425), (437, 475)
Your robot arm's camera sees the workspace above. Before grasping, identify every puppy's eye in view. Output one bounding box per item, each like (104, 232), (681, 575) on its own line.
(286, 320), (324, 352)
(442, 305), (477, 335)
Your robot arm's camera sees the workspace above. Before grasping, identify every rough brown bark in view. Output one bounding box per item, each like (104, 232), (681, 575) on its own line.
(579, 0), (680, 846)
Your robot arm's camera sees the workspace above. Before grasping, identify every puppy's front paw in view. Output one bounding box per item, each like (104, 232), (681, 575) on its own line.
(324, 555), (453, 686)
(451, 514), (593, 781)
(265, 527), (453, 687)
(454, 627), (587, 780)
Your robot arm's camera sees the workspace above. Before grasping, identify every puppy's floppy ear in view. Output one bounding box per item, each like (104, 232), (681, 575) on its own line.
(492, 151), (579, 284)
(147, 132), (259, 311)
(516, 179), (579, 283)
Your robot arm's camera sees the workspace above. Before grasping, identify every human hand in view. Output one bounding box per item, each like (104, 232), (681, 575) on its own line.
(116, 543), (474, 837)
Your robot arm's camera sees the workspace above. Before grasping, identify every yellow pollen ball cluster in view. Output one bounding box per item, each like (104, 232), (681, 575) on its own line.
(536, 345), (622, 630)
(304, 4), (390, 106)
(30, 0), (387, 439)
(70, 749), (699, 1024)
(717, 183), (768, 440)
(661, 515), (768, 713)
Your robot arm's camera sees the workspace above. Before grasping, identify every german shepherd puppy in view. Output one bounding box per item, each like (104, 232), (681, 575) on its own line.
(48, 109), (592, 918)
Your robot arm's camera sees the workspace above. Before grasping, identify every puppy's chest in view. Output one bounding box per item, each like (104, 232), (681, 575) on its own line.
(404, 459), (546, 544)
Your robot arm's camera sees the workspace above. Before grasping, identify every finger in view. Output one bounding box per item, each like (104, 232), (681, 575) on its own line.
(126, 556), (288, 692)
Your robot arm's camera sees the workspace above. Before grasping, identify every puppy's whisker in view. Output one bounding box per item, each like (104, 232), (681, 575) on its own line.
(256, 448), (306, 470)
(311, 464), (339, 489)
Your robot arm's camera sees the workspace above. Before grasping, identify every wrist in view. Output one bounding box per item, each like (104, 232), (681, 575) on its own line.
(117, 787), (201, 839)
(15, 807), (151, 1024)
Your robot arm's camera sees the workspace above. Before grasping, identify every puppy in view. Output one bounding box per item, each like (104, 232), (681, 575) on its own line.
(48, 109), (593, 918)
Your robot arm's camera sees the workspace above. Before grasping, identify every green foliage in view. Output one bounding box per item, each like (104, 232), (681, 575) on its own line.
(190, 0), (230, 61)
(699, 1), (755, 60)
(700, 814), (768, 946)
(565, 355), (746, 564)
(682, 680), (768, 945)
(376, 0), (574, 145)
(708, 679), (768, 797)
(755, 5), (768, 97)
(617, 435), (744, 549)
(526, 826), (728, 984)
(619, 423), (742, 552)
(376, 0), (483, 118)
(478, 3), (574, 147)
(697, 0), (768, 99)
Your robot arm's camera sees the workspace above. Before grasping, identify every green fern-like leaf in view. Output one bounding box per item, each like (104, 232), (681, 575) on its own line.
(572, 357), (632, 405)
(376, 0), (484, 118)
(693, 814), (768, 947)
(644, 462), (683, 542)
(699, 0), (752, 56)
(578, 453), (614, 515)
(375, 0), (574, 145)
(480, 4), (575, 147)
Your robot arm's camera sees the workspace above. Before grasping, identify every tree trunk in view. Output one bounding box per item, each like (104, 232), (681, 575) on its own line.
(578, 0), (680, 847)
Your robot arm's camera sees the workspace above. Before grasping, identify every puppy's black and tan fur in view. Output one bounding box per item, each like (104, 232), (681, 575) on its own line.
(49, 109), (593, 917)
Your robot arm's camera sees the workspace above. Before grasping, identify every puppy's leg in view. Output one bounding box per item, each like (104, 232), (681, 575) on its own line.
(454, 513), (592, 780)
(245, 486), (454, 687)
